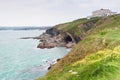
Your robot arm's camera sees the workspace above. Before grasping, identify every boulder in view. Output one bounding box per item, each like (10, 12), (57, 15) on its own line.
(37, 42), (56, 49)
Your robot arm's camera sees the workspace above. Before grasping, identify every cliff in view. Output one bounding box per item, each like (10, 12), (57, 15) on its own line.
(37, 17), (100, 48)
(37, 14), (120, 80)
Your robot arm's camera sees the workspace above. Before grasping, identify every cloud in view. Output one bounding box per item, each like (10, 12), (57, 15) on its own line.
(0, 0), (119, 26)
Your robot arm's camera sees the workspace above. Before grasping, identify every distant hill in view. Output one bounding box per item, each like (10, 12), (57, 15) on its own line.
(0, 26), (51, 30)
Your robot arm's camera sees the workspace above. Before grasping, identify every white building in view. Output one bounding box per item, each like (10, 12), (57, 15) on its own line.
(87, 9), (117, 19)
(92, 9), (116, 17)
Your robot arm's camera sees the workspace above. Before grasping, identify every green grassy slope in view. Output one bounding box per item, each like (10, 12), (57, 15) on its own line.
(54, 17), (101, 38)
(37, 14), (120, 80)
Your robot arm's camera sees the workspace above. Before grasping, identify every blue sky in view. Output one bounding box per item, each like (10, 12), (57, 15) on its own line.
(0, 0), (120, 26)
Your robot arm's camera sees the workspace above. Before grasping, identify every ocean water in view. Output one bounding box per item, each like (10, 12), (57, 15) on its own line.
(0, 30), (68, 80)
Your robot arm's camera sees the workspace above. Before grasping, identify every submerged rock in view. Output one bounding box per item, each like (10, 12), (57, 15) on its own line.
(20, 36), (41, 39)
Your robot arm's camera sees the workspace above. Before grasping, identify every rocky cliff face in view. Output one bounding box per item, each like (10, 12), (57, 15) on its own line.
(37, 17), (100, 49)
(46, 28), (60, 36)
(37, 32), (73, 49)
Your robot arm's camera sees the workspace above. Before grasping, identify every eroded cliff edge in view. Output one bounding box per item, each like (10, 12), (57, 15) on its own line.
(37, 17), (100, 49)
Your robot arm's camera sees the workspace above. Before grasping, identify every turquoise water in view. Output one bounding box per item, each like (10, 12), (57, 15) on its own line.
(0, 30), (68, 80)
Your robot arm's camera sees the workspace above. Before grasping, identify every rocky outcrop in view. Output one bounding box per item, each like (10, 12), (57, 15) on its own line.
(37, 42), (56, 49)
(20, 36), (41, 39)
(37, 31), (76, 49)
(37, 18), (99, 49)
(46, 28), (60, 36)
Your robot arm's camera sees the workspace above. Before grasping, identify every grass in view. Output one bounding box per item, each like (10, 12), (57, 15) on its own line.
(55, 17), (101, 37)
(36, 14), (120, 80)
(38, 46), (120, 80)
(64, 46), (120, 80)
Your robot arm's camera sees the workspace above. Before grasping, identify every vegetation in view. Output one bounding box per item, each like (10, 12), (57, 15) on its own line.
(36, 14), (120, 80)
(54, 17), (101, 37)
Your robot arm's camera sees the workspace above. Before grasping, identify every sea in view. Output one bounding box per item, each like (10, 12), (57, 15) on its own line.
(0, 29), (69, 80)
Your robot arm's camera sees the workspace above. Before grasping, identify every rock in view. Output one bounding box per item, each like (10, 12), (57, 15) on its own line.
(37, 30), (78, 49)
(66, 42), (76, 48)
(39, 38), (43, 41)
(20, 37), (34, 39)
(47, 43), (57, 49)
(48, 67), (51, 70)
(57, 42), (66, 47)
(46, 28), (60, 36)
(48, 63), (55, 70)
(56, 58), (61, 62)
(37, 43), (45, 49)
(37, 42), (56, 49)
(20, 36), (41, 39)
(33, 37), (41, 39)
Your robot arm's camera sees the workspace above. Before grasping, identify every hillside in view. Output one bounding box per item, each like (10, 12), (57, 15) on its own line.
(36, 14), (120, 80)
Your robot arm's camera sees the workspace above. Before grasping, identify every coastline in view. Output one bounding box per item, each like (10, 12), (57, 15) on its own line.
(20, 32), (72, 71)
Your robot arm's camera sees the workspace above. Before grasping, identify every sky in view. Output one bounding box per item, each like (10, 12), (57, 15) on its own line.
(0, 0), (120, 26)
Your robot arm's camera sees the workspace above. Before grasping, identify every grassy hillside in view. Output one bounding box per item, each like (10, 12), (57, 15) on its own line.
(36, 14), (120, 80)
(54, 17), (101, 40)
